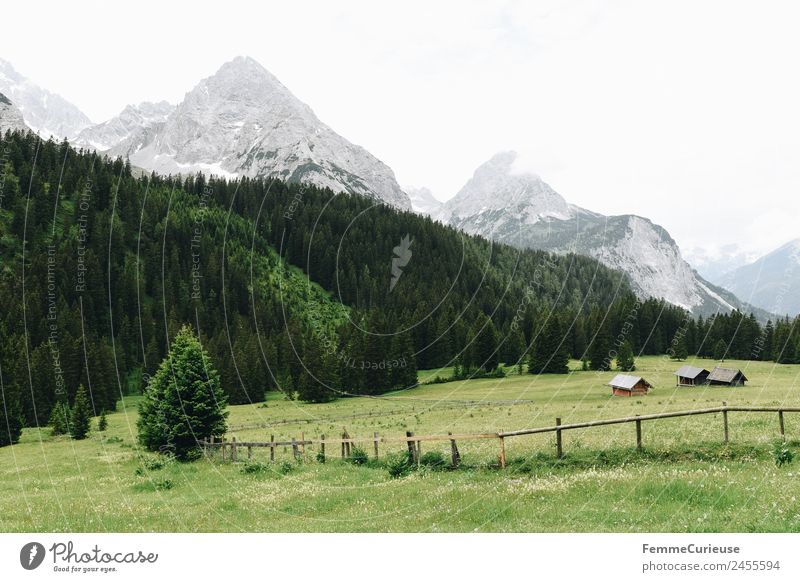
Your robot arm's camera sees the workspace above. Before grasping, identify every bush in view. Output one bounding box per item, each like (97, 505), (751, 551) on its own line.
(316, 450), (326, 464)
(240, 461), (271, 474)
(279, 461), (294, 474)
(348, 446), (369, 466)
(773, 441), (794, 467)
(420, 450), (448, 470)
(385, 450), (413, 478)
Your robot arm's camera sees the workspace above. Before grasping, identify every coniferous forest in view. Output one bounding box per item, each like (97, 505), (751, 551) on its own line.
(1, 130), (798, 431)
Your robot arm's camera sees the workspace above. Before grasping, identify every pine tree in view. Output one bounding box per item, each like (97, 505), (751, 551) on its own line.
(473, 314), (499, 372)
(616, 341), (636, 372)
(713, 338), (728, 361)
(529, 317), (569, 374)
(672, 336), (689, 361)
(69, 385), (92, 440)
(49, 401), (70, 436)
(98, 410), (108, 432)
(137, 325), (228, 460)
(0, 380), (24, 447)
(589, 324), (612, 371)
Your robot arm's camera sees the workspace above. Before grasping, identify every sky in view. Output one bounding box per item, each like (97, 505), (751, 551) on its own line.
(2, 0), (799, 267)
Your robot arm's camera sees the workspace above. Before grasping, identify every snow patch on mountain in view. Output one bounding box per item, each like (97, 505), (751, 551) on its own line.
(73, 101), (173, 151)
(104, 56), (410, 209)
(0, 92), (28, 134)
(439, 151), (760, 316)
(0, 59), (92, 139)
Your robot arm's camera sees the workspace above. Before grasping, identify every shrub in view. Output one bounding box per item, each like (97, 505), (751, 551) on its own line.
(773, 441), (794, 467)
(153, 478), (173, 491)
(348, 446), (369, 465)
(316, 450), (326, 464)
(98, 410), (108, 431)
(279, 461), (294, 474)
(385, 450), (413, 478)
(420, 450), (448, 470)
(240, 461), (271, 474)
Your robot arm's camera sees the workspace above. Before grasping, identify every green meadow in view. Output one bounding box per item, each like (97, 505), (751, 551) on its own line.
(2, 356), (800, 532)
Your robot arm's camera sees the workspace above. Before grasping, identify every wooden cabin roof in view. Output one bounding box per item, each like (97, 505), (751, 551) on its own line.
(674, 365), (709, 379)
(708, 367), (748, 383)
(608, 374), (650, 390)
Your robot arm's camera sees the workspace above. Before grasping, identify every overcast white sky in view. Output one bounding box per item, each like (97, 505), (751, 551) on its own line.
(2, 0), (799, 263)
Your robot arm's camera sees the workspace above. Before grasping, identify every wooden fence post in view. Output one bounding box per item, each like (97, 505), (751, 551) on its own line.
(292, 438), (299, 460)
(270, 434), (275, 462)
(406, 431), (418, 464)
(635, 416), (642, 451)
(247, 446), (252, 459)
(555, 418), (563, 458)
(221, 437), (226, 461)
(320, 434), (326, 459)
(232, 437), (238, 462)
(499, 431), (506, 469)
(373, 432), (379, 459)
(448, 432), (461, 468)
(779, 411), (786, 441)
(301, 432), (306, 455)
(209, 435), (214, 458)
(341, 431), (347, 459)
(722, 401), (729, 444)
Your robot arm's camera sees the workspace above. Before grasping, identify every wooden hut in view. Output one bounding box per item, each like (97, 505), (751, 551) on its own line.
(674, 365), (710, 387)
(707, 367), (748, 386)
(608, 374), (652, 397)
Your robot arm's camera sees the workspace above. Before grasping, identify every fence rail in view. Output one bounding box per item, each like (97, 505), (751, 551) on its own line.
(202, 403), (800, 468)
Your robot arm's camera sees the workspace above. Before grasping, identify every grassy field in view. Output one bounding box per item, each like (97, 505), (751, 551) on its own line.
(2, 356), (800, 532)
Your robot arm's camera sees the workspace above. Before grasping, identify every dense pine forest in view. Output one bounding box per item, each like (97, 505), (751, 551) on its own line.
(0, 131), (797, 433)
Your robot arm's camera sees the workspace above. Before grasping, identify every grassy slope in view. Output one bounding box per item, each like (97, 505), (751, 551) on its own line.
(2, 357), (800, 532)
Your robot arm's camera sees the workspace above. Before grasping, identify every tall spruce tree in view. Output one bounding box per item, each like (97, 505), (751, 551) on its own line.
(589, 324), (612, 371)
(713, 338), (728, 361)
(137, 326), (228, 460)
(0, 380), (24, 447)
(529, 316), (569, 374)
(473, 314), (500, 372)
(69, 385), (92, 440)
(616, 341), (636, 371)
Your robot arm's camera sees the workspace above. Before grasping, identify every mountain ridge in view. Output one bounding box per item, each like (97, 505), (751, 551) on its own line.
(439, 151), (766, 317)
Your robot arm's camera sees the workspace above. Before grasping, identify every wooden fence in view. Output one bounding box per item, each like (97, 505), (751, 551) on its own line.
(202, 402), (800, 468)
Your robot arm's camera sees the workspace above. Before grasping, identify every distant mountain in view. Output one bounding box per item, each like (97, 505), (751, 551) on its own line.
(0, 59), (92, 139)
(73, 101), (174, 152)
(0, 92), (28, 134)
(83, 57), (410, 209)
(406, 186), (443, 216)
(684, 245), (755, 283)
(439, 151), (760, 316)
(717, 239), (800, 316)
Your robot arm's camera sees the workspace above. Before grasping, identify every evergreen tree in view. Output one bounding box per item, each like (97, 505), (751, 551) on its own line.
(137, 325), (228, 460)
(672, 336), (689, 361)
(473, 314), (499, 372)
(616, 341), (636, 372)
(529, 316), (569, 374)
(69, 385), (92, 440)
(0, 381), (24, 447)
(713, 338), (728, 361)
(49, 401), (70, 436)
(589, 324), (612, 371)
(97, 410), (108, 432)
